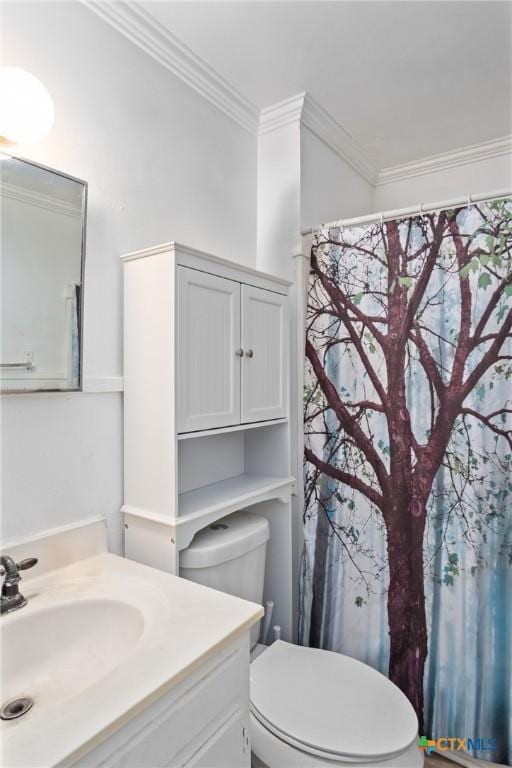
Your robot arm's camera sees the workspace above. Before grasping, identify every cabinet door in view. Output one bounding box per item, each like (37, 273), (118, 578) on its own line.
(178, 267), (241, 432)
(191, 716), (249, 768)
(241, 285), (287, 423)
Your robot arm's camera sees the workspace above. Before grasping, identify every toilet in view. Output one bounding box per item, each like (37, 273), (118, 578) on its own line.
(180, 511), (423, 768)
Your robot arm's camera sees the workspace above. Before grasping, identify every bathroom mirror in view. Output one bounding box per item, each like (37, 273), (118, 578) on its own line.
(0, 156), (87, 392)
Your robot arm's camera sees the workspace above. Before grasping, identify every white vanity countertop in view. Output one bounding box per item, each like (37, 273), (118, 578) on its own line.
(0, 552), (263, 767)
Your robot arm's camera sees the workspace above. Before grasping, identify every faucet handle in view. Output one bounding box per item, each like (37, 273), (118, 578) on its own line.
(17, 558), (38, 571)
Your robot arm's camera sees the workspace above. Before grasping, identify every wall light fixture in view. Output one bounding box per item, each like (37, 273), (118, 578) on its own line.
(0, 67), (54, 146)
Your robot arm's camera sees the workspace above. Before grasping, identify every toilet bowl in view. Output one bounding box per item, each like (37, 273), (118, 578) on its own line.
(181, 512), (423, 768)
(250, 642), (423, 768)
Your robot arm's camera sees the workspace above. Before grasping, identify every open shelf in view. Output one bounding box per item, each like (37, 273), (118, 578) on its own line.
(175, 415), (293, 557)
(174, 473), (294, 552)
(178, 473), (293, 521)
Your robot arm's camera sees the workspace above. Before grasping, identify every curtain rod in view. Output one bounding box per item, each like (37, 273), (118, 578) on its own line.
(300, 188), (511, 237)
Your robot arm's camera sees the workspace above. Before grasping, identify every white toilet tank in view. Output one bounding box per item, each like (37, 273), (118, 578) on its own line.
(180, 510), (269, 649)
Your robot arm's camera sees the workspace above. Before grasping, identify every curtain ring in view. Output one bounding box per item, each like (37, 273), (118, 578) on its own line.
(380, 211), (384, 226)
(419, 202), (424, 216)
(467, 193), (472, 208)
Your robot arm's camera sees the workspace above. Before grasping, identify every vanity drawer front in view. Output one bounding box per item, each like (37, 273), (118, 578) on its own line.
(73, 635), (250, 768)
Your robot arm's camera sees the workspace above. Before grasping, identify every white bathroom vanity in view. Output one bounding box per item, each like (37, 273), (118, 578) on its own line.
(0, 522), (262, 768)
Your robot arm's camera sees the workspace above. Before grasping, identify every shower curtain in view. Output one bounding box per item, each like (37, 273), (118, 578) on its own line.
(300, 198), (512, 764)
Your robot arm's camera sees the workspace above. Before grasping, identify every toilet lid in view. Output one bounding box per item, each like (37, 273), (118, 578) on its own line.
(250, 642), (418, 762)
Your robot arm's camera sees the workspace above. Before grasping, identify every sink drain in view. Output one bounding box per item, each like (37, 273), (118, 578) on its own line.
(0, 697), (33, 720)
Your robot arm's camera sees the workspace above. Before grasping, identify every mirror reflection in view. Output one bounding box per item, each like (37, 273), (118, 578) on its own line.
(0, 156), (86, 392)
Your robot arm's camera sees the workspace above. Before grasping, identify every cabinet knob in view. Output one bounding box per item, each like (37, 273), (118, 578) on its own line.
(235, 348), (244, 357)
(246, 349), (254, 358)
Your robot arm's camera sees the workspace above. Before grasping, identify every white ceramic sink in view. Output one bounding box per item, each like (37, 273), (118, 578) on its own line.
(1, 598), (144, 706)
(0, 552), (262, 768)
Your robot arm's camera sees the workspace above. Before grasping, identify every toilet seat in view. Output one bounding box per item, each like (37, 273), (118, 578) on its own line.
(250, 641), (418, 763)
(250, 714), (424, 768)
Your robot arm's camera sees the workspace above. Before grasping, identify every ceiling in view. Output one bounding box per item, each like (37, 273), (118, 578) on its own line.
(142, 0), (512, 168)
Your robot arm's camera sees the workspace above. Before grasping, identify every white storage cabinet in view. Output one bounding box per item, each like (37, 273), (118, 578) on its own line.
(122, 242), (294, 641)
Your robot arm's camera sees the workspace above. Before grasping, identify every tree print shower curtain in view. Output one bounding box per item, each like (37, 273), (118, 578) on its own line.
(300, 198), (512, 764)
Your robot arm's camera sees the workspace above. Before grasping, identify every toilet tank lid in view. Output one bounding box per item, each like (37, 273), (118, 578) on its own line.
(179, 510), (270, 569)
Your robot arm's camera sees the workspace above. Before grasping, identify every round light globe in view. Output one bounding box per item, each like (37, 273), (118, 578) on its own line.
(0, 67), (54, 145)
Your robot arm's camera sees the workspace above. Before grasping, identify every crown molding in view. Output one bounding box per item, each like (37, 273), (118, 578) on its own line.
(83, 1), (259, 134)
(83, 2), (511, 189)
(377, 135), (512, 186)
(259, 93), (379, 185)
(1, 182), (82, 218)
(301, 94), (379, 185)
(259, 93), (307, 135)
(83, 0), (378, 183)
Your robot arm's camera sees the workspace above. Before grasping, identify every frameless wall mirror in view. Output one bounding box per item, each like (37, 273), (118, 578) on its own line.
(0, 156), (86, 392)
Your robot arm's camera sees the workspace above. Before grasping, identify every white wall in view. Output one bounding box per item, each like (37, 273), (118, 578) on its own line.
(301, 127), (374, 231)
(374, 153), (511, 211)
(257, 123), (301, 280)
(1, 1), (257, 549)
(1, 393), (122, 546)
(257, 123), (375, 279)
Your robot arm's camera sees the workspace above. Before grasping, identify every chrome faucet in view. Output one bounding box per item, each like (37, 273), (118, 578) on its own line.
(0, 555), (38, 616)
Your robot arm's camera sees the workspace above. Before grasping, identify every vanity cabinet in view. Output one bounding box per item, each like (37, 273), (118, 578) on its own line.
(177, 267), (287, 433)
(72, 634), (251, 768)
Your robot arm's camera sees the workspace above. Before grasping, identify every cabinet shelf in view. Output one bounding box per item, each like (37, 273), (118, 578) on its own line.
(174, 474), (294, 550)
(177, 418), (288, 441)
(178, 473), (294, 522)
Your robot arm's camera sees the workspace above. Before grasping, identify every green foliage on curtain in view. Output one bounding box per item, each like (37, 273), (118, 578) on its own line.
(301, 199), (512, 763)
